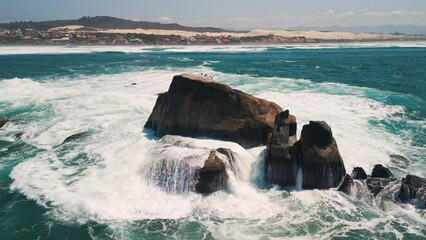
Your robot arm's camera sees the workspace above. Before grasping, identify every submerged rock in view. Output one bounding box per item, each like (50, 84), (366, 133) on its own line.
(338, 174), (374, 201)
(0, 118), (10, 129)
(390, 154), (410, 168)
(61, 132), (91, 145)
(144, 73), (283, 148)
(399, 175), (426, 209)
(366, 178), (396, 197)
(299, 121), (346, 189)
(371, 164), (393, 178)
(14, 132), (24, 141)
(265, 110), (298, 186)
(351, 167), (367, 180)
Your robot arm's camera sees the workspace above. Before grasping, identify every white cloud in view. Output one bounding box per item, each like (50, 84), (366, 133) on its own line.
(156, 16), (174, 23)
(321, 10), (355, 19)
(363, 11), (424, 17)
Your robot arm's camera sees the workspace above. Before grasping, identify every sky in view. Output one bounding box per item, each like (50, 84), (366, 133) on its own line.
(1, 0), (426, 29)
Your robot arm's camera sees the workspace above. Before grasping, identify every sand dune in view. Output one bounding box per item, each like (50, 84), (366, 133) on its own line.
(50, 25), (410, 40)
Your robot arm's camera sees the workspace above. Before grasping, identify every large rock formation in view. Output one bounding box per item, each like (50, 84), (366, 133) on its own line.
(299, 121), (346, 189)
(265, 110), (298, 186)
(399, 175), (426, 209)
(144, 73), (283, 148)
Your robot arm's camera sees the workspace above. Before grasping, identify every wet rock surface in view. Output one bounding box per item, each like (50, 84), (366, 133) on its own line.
(399, 175), (426, 209)
(299, 121), (346, 189)
(371, 164), (393, 178)
(265, 110), (298, 186)
(351, 167), (367, 180)
(196, 150), (227, 194)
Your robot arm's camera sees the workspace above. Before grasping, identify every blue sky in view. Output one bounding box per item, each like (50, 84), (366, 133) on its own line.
(1, 0), (425, 29)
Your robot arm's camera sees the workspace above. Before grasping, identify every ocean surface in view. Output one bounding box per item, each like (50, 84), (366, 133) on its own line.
(0, 43), (425, 239)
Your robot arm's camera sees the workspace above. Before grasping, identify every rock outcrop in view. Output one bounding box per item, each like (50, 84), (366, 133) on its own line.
(351, 167), (367, 180)
(299, 121), (346, 189)
(265, 110), (298, 186)
(399, 175), (426, 209)
(144, 73), (283, 148)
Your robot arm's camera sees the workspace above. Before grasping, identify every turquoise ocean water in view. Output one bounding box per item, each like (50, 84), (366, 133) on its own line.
(0, 44), (425, 239)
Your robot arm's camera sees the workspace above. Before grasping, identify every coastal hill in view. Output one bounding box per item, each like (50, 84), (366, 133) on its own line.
(0, 16), (228, 33)
(1, 16), (426, 44)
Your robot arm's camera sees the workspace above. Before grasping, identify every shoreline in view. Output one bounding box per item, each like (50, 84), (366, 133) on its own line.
(1, 40), (426, 47)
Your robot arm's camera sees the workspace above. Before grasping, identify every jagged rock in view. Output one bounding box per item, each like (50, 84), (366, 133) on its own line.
(390, 154), (410, 168)
(0, 118), (10, 129)
(351, 167), (367, 180)
(399, 175), (426, 209)
(196, 150), (227, 194)
(61, 132), (90, 145)
(144, 73), (283, 148)
(366, 178), (396, 197)
(299, 121), (346, 189)
(338, 174), (354, 194)
(265, 110), (298, 186)
(371, 164), (393, 178)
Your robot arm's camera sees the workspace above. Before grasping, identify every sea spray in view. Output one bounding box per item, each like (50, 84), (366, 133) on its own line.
(141, 135), (256, 193)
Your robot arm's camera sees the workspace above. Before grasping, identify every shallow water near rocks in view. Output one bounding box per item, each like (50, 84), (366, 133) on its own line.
(0, 44), (425, 239)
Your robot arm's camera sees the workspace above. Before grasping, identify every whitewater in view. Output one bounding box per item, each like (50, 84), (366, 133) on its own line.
(0, 44), (425, 239)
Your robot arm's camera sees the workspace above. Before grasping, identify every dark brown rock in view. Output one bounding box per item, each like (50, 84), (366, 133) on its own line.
(0, 118), (10, 129)
(196, 150), (227, 194)
(399, 175), (426, 209)
(265, 110), (298, 186)
(144, 73), (283, 148)
(371, 164), (393, 178)
(351, 167), (367, 180)
(299, 121), (346, 189)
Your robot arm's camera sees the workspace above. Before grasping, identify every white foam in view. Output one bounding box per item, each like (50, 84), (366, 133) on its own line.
(2, 42), (425, 55)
